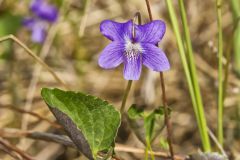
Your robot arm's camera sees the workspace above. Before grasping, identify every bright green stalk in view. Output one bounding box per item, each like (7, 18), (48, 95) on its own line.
(145, 139), (155, 160)
(233, 25), (240, 76)
(178, 0), (211, 151)
(230, 0), (240, 76)
(147, 141), (155, 160)
(165, 0), (211, 151)
(230, 0), (240, 18)
(216, 0), (224, 146)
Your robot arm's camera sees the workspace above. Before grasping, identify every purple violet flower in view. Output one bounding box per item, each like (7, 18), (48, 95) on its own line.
(30, 0), (58, 22)
(23, 18), (47, 43)
(23, 0), (58, 43)
(98, 20), (170, 80)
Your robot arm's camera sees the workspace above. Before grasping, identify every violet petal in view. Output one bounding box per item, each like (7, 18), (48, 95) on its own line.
(136, 20), (166, 44)
(98, 42), (124, 69)
(31, 0), (58, 22)
(31, 24), (46, 43)
(100, 20), (133, 42)
(30, 0), (42, 11)
(141, 43), (170, 71)
(22, 17), (36, 29)
(123, 55), (142, 80)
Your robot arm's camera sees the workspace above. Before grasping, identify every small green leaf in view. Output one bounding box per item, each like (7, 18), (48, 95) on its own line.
(159, 137), (169, 150)
(127, 104), (144, 119)
(144, 112), (156, 143)
(127, 104), (166, 145)
(156, 106), (172, 115)
(41, 88), (121, 159)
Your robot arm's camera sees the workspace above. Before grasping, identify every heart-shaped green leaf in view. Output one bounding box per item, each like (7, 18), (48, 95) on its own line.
(41, 88), (121, 159)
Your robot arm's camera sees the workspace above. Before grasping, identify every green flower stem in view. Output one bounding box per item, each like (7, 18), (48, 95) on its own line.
(120, 80), (133, 114)
(216, 0), (224, 146)
(165, 0), (211, 151)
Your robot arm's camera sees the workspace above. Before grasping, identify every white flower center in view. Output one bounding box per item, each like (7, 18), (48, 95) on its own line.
(124, 38), (143, 61)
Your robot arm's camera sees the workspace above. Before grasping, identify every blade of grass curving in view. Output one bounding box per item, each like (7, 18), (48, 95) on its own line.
(216, 0), (224, 146)
(165, 0), (211, 151)
(0, 35), (69, 89)
(178, 0), (211, 151)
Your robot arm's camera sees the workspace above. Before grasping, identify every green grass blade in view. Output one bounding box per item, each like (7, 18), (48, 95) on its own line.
(230, 0), (240, 76)
(178, 0), (211, 151)
(165, 0), (211, 151)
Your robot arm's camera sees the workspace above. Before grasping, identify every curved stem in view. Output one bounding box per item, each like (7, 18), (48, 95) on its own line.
(0, 35), (69, 89)
(160, 73), (174, 159)
(144, 0), (174, 159)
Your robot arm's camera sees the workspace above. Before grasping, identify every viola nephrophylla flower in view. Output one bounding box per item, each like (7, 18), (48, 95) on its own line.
(23, 0), (58, 43)
(30, 0), (58, 22)
(98, 20), (170, 80)
(23, 18), (47, 43)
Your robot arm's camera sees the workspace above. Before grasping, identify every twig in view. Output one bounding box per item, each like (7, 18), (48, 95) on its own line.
(21, 23), (60, 146)
(0, 105), (62, 129)
(0, 129), (75, 148)
(208, 128), (227, 157)
(0, 144), (21, 160)
(144, 0), (174, 159)
(0, 34), (69, 89)
(160, 73), (174, 159)
(0, 129), (186, 160)
(0, 138), (35, 160)
(78, 0), (92, 37)
(115, 144), (184, 160)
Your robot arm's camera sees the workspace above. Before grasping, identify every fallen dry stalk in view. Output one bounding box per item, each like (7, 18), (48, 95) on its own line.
(0, 138), (35, 160)
(0, 105), (62, 129)
(0, 128), (186, 160)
